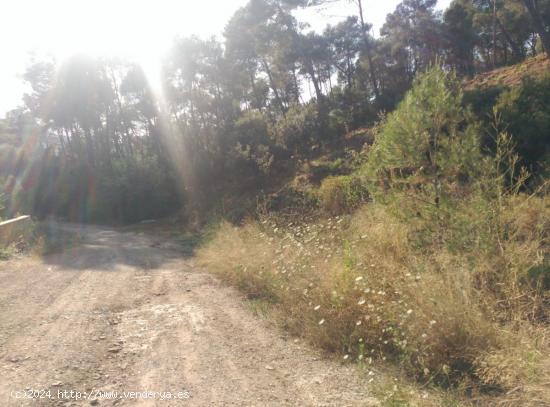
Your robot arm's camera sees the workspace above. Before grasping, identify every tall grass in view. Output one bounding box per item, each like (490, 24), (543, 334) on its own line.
(198, 192), (548, 400)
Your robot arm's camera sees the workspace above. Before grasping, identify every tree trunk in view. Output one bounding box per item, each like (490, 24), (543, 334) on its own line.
(83, 127), (95, 167)
(356, 0), (380, 101)
(492, 0), (498, 67)
(57, 130), (66, 156)
(291, 66), (301, 104)
(497, 17), (524, 61)
(521, 0), (550, 57)
(261, 58), (286, 115)
(306, 62), (324, 103)
(249, 69), (263, 111)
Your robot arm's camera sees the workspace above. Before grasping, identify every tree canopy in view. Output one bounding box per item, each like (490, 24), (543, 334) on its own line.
(1, 0), (549, 222)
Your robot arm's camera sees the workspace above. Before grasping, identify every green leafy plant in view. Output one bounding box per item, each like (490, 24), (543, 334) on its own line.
(319, 175), (368, 215)
(366, 66), (485, 205)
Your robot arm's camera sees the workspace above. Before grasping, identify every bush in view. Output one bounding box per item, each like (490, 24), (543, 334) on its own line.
(309, 158), (349, 182)
(464, 75), (550, 183)
(197, 206), (495, 385)
(271, 104), (320, 153)
(22, 156), (181, 224)
(366, 66), (485, 205)
(89, 158), (181, 223)
(319, 175), (368, 215)
(264, 186), (320, 214)
(229, 111), (276, 175)
(495, 75), (550, 178)
(198, 192), (549, 395)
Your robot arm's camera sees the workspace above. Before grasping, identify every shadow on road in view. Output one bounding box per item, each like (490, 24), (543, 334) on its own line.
(39, 221), (194, 271)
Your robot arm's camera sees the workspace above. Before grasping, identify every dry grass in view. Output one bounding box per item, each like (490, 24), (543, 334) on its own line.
(318, 175), (368, 215)
(464, 54), (550, 91)
(197, 192), (550, 404)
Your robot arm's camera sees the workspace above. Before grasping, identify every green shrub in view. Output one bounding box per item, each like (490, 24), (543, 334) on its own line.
(229, 111), (276, 175)
(495, 75), (550, 177)
(463, 86), (504, 123)
(464, 75), (550, 183)
(319, 175), (368, 215)
(265, 186), (320, 214)
(271, 104), (320, 153)
(24, 156), (181, 224)
(0, 249), (10, 260)
(309, 158), (348, 181)
(366, 66), (485, 205)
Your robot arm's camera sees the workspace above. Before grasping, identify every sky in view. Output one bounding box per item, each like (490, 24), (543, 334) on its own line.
(0, 0), (451, 117)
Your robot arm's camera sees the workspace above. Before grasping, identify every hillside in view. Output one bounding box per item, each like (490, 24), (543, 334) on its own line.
(197, 67), (550, 406)
(464, 54), (550, 90)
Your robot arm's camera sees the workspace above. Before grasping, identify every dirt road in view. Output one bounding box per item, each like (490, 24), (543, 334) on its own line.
(0, 223), (377, 406)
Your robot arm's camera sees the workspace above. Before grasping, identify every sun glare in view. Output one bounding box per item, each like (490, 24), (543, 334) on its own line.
(1, 0), (249, 110)
(0, 0), (453, 116)
(37, 0), (228, 91)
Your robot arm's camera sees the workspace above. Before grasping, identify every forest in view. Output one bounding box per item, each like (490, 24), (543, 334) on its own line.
(0, 0), (549, 404)
(0, 0), (548, 223)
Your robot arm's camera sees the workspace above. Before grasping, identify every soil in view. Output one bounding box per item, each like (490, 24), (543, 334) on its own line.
(0, 223), (379, 406)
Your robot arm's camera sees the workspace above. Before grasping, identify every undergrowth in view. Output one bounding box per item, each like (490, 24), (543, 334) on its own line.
(196, 66), (550, 405)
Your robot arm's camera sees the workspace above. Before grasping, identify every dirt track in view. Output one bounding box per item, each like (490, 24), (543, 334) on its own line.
(0, 223), (378, 406)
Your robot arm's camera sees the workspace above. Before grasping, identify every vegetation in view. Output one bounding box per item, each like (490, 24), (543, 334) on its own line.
(198, 68), (550, 405)
(0, 0), (549, 404)
(0, 185), (5, 220)
(494, 76), (550, 178)
(1, 0), (550, 222)
(464, 61), (550, 183)
(319, 175), (368, 214)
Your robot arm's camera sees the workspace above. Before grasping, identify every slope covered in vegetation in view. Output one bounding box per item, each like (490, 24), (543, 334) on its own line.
(198, 67), (550, 406)
(2, 0), (550, 224)
(464, 54), (550, 90)
(464, 59), (550, 182)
